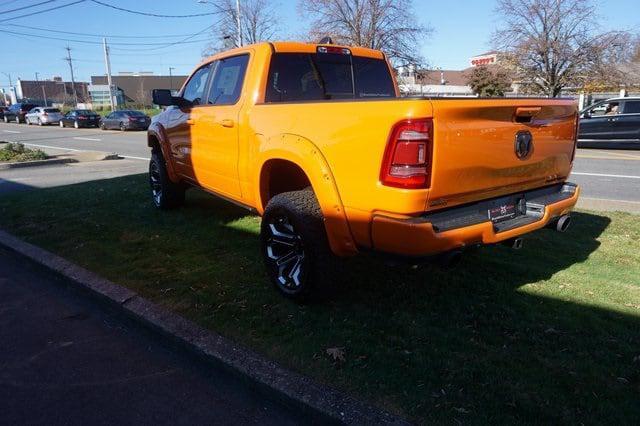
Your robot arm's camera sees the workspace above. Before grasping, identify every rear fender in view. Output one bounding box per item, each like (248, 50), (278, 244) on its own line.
(254, 134), (357, 256)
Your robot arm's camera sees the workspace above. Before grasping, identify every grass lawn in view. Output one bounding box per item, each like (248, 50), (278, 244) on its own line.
(1, 174), (638, 424)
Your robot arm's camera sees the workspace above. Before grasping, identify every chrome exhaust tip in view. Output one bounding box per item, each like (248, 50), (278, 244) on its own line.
(502, 237), (524, 250)
(556, 215), (572, 233)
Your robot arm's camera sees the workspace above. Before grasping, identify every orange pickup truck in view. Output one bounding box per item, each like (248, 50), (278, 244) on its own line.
(148, 41), (580, 300)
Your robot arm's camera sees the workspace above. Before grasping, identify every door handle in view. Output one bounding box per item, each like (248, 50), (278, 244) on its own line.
(219, 119), (235, 128)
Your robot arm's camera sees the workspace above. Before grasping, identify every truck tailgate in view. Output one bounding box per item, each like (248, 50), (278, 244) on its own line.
(426, 99), (577, 210)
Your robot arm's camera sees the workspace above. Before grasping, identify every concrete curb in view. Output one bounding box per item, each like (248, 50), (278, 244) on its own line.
(0, 157), (77, 170)
(0, 229), (410, 425)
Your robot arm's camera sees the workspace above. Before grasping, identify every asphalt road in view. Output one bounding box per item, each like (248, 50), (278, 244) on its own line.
(0, 246), (309, 425)
(1, 121), (639, 212)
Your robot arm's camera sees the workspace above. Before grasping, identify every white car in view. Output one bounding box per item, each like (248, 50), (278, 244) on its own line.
(24, 107), (64, 126)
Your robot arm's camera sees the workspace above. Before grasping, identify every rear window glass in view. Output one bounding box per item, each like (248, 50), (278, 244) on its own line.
(623, 101), (640, 114)
(75, 109), (93, 114)
(44, 108), (60, 113)
(265, 52), (395, 103)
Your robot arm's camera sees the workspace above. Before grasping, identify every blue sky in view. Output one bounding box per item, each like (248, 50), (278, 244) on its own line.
(0, 0), (637, 86)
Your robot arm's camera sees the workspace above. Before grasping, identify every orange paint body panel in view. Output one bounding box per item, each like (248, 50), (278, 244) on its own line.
(149, 41), (580, 259)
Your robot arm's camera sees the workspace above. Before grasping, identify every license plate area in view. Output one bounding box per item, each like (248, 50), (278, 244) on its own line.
(487, 196), (522, 223)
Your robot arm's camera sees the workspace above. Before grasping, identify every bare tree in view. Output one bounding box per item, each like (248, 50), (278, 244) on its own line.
(493, 0), (632, 97)
(203, 0), (281, 56)
(298, 0), (431, 66)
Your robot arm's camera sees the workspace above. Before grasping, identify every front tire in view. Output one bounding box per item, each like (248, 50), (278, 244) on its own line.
(59, 120), (64, 128)
(149, 151), (185, 209)
(119, 122), (126, 131)
(3, 116), (7, 123)
(37, 118), (42, 126)
(260, 188), (337, 301)
(15, 116), (20, 124)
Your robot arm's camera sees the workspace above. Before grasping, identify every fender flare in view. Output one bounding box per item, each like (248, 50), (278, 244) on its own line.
(254, 133), (357, 256)
(147, 124), (179, 182)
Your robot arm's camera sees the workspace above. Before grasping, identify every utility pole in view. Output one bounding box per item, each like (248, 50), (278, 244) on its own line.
(235, 0), (242, 47)
(103, 38), (116, 111)
(1, 72), (13, 104)
(169, 67), (175, 91)
(64, 46), (78, 106)
(35, 72), (48, 106)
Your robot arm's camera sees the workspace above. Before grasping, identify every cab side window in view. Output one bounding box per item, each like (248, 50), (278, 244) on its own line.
(591, 101), (620, 117)
(623, 101), (640, 114)
(207, 55), (249, 105)
(182, 64), (212, 106)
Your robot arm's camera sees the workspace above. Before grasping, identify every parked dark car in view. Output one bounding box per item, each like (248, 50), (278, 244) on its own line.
(3, 103), (38, 124)
(579, 97), (640, 144)
(60, 109), (101, 128)
(99, 110), (150, 131)
(0, 106), (6, 120)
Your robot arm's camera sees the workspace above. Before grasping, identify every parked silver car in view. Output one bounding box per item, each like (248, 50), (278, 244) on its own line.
(24, 107), (64, 126)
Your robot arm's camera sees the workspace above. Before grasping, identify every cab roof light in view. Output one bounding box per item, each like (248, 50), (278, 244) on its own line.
(317, 46), (351, 55)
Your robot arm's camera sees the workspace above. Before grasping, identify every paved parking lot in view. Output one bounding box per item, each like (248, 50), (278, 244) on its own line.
(1, 121), (639, 212)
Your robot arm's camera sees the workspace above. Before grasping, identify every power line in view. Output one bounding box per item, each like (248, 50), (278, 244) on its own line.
(90, 0), (222, 18)
(0, 27), (213, 46)
(110, 24), (216, 51)
(0, 0), (58, 15)
(0, 0), (85, 23)
(10, 23), (207, 39)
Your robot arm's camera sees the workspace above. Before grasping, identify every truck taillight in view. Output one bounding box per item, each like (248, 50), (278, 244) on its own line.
(380, 118), (433, 189)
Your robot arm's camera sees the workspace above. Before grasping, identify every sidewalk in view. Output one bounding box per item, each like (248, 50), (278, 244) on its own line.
(0, 246), (308, 425)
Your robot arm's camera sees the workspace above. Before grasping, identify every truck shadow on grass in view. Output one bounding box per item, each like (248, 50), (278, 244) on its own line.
(0, 173), (637, 424)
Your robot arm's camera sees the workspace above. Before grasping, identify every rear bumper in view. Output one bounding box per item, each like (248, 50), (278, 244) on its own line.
(370, 182), (580, 257)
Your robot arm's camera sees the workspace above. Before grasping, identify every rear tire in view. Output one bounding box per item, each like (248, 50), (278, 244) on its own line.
(59, 120), (64, 128)
(3, 116), (8, 123)
(100, 122), (106, 130)
(260, 188), (338, 302)
(119, 122), (126, 131)
(37, 118), (42, 126)
(15, 116), (20, 124)
(74, 121), (79, 129)
(149, 150), (185, 210)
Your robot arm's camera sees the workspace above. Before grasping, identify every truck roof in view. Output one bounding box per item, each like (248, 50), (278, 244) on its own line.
(201, 41), (385, 64)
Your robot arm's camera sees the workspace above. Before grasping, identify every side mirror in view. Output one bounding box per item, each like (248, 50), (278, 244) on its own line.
(152, 89), (174, 106)
(152, 89), (191, 108)
(581, 111), (591, 119)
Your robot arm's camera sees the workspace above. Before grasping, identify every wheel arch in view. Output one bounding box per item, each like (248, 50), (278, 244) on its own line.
(254, 134), (357, 256)
(147, 126), (179, 182)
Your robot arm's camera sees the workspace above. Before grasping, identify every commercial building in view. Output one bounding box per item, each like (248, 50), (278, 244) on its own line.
(90, 72), (188, 108)
(14, 77), (90, 106)
(397, 52), (518, 96)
